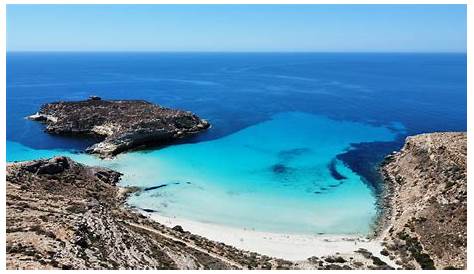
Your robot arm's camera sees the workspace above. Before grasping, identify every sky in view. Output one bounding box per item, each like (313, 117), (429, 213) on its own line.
(7, 4), (467, 52)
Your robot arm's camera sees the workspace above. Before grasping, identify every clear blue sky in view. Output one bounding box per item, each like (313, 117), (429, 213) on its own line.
(7, 4), (466, 52)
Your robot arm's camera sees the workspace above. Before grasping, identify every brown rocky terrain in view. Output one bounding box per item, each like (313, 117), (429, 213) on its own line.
(28, 98), (210, 157)
(379, 132), (467, 270)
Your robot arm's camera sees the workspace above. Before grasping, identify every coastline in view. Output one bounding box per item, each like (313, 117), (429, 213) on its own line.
(6, 93), (466, 270)
(6, 157), (284, 269)
(131, 132), (466, 269)
(374, 151), (398, 240)
(7, 131), (466, 269)
(139, 209), (394, 265)
(6, 156), (395, 270)
(376, 132), (467, 269)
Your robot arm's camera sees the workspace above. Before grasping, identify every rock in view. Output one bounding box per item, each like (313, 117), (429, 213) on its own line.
(93, 169), (122, 185)
(27, 112), (47, 121)
(379, 132), (466, 270)
(28, 99), (210, 157)
(23, 156), (71, 175)
(172, 225), (185, 233)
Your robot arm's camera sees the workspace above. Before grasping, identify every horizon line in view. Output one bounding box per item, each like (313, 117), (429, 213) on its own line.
(6, 50), (467, 54)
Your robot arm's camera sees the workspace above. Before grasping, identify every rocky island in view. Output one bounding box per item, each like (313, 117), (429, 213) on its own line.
(379, 132), (467, 270)
(28, 98), (210, 157)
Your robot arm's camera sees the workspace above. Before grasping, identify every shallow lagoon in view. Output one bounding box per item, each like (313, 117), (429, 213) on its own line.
(7, 111), (399, 235)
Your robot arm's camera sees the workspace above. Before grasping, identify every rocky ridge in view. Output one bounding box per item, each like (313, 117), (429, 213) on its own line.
(379, 132), (467, 270)
(28, 98), (210, 157)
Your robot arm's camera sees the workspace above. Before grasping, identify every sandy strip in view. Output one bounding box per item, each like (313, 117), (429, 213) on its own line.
(143, 211), (391, 263)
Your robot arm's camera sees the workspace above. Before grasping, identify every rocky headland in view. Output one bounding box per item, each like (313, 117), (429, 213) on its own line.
(28, 98), (210, 157)
(379, 132), (467, 270)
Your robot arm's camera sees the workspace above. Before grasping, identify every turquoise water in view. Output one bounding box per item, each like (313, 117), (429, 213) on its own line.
(7, 52), (465, 235)
(7, 112), (398, 235)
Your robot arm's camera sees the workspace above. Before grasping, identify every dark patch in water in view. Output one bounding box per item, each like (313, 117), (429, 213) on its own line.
(328, 159), (347, 180)
(336, 139), (404, 194)
(314, 191), (323, 194)
(278, 148), (311, 161)
(143, 184), (169, 191)
(272, 164), (288, 174)
(144, 182), (184, 192)
(142, 208), (157, 213)
(227, 190), (240, 196)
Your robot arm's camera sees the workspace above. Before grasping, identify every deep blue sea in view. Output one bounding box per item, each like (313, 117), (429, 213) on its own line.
(6, 52), (467, 235)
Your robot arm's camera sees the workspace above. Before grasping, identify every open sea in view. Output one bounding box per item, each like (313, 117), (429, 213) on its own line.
(6, 52), (467, 235)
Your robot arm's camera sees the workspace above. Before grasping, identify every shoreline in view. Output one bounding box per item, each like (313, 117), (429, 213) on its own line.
(374, 152), (398, 241)
(374, 132), (467, 269)
(138, 209), (395, 265)
(6, 156), (397, 269)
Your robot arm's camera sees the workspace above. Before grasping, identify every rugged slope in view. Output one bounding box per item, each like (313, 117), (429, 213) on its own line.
(380, 132), (467, 270)
(28, 98), (210, 157)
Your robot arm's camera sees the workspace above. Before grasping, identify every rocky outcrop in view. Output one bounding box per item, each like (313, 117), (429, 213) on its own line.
(6, 157), (292, 270)
(28, 98), (210, 157)
(379, 132), (467, 270)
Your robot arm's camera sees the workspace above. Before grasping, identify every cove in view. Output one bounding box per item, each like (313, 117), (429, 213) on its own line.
(6, 112), (400, 235)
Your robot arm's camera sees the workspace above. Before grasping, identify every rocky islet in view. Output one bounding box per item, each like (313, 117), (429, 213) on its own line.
(28, 98), (210, 157)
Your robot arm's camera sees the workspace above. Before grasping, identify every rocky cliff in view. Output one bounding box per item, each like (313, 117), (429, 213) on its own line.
(28, 98), (210, 157)
(379, 132), (467, 270)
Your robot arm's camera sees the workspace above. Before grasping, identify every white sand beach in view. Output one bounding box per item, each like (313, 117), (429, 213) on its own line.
(144, 211), (393, 264)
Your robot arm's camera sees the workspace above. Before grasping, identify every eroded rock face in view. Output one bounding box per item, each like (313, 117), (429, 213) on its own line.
(379, 132), (467, 270)
(28, 99), (210, 157)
